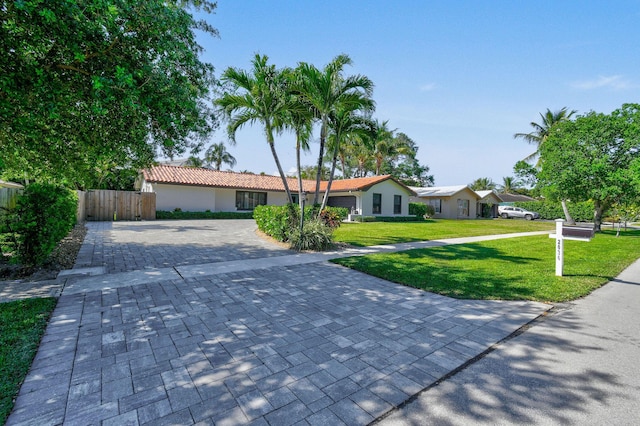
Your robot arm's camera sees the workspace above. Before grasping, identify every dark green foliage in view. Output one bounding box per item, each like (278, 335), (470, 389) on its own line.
(155, 210), (254, 220)
(9, 184), (77, 267)
(254, 204), (339, 247)
(353, 216), (377, 222)
(288, 219), (334, 251)
(409, 202), (434, 218)
(0, 298), (57, 424)
(514, 201), (595, 222)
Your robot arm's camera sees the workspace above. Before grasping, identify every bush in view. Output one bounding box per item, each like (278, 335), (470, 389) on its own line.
(156, 210), (254, 220)
(10, 184), (77, 267)
(409, 202), (427, 218)
(514, 200), (596, 222)
(253, 205), (291, 242)
(287, 219), (334, 251)
(353, 216), (376, 222)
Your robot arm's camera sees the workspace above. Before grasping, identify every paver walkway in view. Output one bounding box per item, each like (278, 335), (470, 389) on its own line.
(6, 221), (552, 425)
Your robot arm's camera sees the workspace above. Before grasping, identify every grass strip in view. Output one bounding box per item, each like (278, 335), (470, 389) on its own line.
(333, 219), (555, 247)
(0, 298), (57, 424)
(332, 230), (640, 303)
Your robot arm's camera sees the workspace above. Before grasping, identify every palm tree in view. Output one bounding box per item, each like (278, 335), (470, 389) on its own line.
(514, 107), (577, 223)
(514, 107), (576, 165)
(184, 156), (204, 167)
(498, 176), (521, 194)
(216, 54), (294, 203)
(320, 105), (375, 211)
(204, 142), (236, 170)
(296, 54), (374, 207)
(469, 177), (496, 191)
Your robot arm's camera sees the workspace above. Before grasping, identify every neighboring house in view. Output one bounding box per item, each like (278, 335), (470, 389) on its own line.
(475, 190), (503, 218)
(409, 185), (480, 219)
(136, 165), (415, 216)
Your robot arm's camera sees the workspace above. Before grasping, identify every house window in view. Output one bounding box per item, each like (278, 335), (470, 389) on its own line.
(394, 195), (402, 214)
(457, 199), (469, 217)
(429, 199), (441, 214)
(372, 193), (382, 214)
(236, 191), (267, 210)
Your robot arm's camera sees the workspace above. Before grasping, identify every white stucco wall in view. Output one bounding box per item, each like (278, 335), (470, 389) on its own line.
(359, 180), (412, 216)
(150, 183), (216, 212)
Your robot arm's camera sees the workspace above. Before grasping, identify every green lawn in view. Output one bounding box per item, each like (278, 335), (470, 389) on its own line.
(0, 298), (57, 425)
(333, 219), (555, 246)
(332, 229), (640, 303)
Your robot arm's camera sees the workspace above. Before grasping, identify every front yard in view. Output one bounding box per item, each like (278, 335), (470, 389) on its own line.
(332, 228), (640, 303)
(333, 218), (555, 246)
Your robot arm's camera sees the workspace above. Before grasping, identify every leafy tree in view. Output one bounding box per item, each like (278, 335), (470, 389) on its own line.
(205, 142), (237, 170)
(1, 0), (218, 189)
(217, 54), (294, 203)
(380, 132), (433, 187)
(538, 104), (640, 231)
(469, 177), (496, 191)
(514, 107), (577, 223)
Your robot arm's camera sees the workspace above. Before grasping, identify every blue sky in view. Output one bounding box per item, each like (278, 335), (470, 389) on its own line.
(195, 1), (640, 186)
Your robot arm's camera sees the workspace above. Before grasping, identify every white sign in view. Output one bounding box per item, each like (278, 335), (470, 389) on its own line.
(549, 219), (593, 276)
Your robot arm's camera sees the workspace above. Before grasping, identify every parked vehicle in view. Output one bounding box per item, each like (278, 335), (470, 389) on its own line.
(498, 205), (540, 220)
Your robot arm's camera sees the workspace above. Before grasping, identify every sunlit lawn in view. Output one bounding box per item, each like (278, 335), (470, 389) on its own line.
(331, 229), (640, 303)
(0, 298), (57, 424)
(333, 219), (555, 247)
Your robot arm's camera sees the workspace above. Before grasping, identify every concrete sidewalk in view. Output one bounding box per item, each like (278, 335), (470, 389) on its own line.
(378, 258), (640, 425)
(6, 223), (554, 425)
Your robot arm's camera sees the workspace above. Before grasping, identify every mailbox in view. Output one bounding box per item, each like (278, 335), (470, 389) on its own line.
(562, 226), (595, 241)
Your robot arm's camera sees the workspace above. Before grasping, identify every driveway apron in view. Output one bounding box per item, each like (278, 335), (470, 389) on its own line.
(7, 220), (551, 426)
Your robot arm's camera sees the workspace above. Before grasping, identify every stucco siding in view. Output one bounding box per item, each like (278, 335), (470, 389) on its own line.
(360, 180), (411, 216)
(152, 184), (215, 212)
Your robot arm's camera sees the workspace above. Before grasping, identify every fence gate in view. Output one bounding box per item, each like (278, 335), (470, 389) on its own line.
(85, 190), (156, 221)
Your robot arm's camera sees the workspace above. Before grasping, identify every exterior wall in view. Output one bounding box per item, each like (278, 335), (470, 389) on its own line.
(150, 183), (216, 212)
(412, 188), (479, 219)
(359, 180), (412, 216)
(143, 182), (293, 212)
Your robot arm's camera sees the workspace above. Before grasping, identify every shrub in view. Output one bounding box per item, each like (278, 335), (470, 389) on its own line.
(409, 202), (427, 218)
(319, 209), (343, 229)
(11, 184), (77, 267)
(287, 219), (333, 251)
(353, 216), (376, 222)
(156, 210), (253, 220)
(253, 205), (291, 242)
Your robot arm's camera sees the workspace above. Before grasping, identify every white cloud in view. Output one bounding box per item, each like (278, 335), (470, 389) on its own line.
(419, 83), (437, 92)
(571, 75), (636, 90)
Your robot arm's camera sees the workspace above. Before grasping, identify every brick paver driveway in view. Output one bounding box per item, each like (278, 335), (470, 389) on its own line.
(7, 220), (550, 425)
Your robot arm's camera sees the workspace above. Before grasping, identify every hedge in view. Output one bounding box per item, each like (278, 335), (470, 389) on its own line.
(513, 200), (596, 222)
(156, 210), (254, 220)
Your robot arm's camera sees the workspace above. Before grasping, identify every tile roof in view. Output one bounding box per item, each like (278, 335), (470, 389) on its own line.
(142, 165), (415, 195)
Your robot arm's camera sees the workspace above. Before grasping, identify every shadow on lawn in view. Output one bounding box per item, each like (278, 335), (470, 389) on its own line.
(336, 243), (541, 300)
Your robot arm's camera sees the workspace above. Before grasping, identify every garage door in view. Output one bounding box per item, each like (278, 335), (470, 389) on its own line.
(327, 196), (356, 211)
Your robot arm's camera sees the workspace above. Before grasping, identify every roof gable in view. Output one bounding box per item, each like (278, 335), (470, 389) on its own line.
(409, 185), (475, 198)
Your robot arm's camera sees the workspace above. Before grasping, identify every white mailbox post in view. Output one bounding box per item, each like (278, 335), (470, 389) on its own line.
(550, 219), (595, 276)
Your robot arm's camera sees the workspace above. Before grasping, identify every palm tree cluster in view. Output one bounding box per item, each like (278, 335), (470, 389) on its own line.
(215, 53), (432, 217)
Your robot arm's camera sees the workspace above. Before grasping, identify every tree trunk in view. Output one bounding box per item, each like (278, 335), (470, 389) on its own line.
(593, 200), (605, 232)
(318, 142), (341, 216)
(268, 137), (293, 205)
(296, 137), (304, 233)
(561, 200), (575, 225)
(313, 120), (327, 206)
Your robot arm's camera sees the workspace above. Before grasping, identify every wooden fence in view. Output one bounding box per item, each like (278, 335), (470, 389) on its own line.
(0, 187), (22, 218)
(82, 190), (156, 221)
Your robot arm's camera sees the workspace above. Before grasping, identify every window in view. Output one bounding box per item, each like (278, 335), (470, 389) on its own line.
(372, 193), (382, 214)
(394, 195), (402, 214)
(236, 191), (267, 210)
(428, 199), (441, 214)
(457, 199), (469, 217)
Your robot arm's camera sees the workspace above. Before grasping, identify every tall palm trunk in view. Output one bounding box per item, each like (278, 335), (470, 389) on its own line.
(561, 200), (575, 225)
(267, 134), (293, 204)
(313, 120), (327, 206)
(319, 142), (341, 214)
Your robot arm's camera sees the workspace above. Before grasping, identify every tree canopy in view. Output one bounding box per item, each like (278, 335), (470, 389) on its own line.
(1, 0), (218, 189)
(538, 103), (640, 230)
